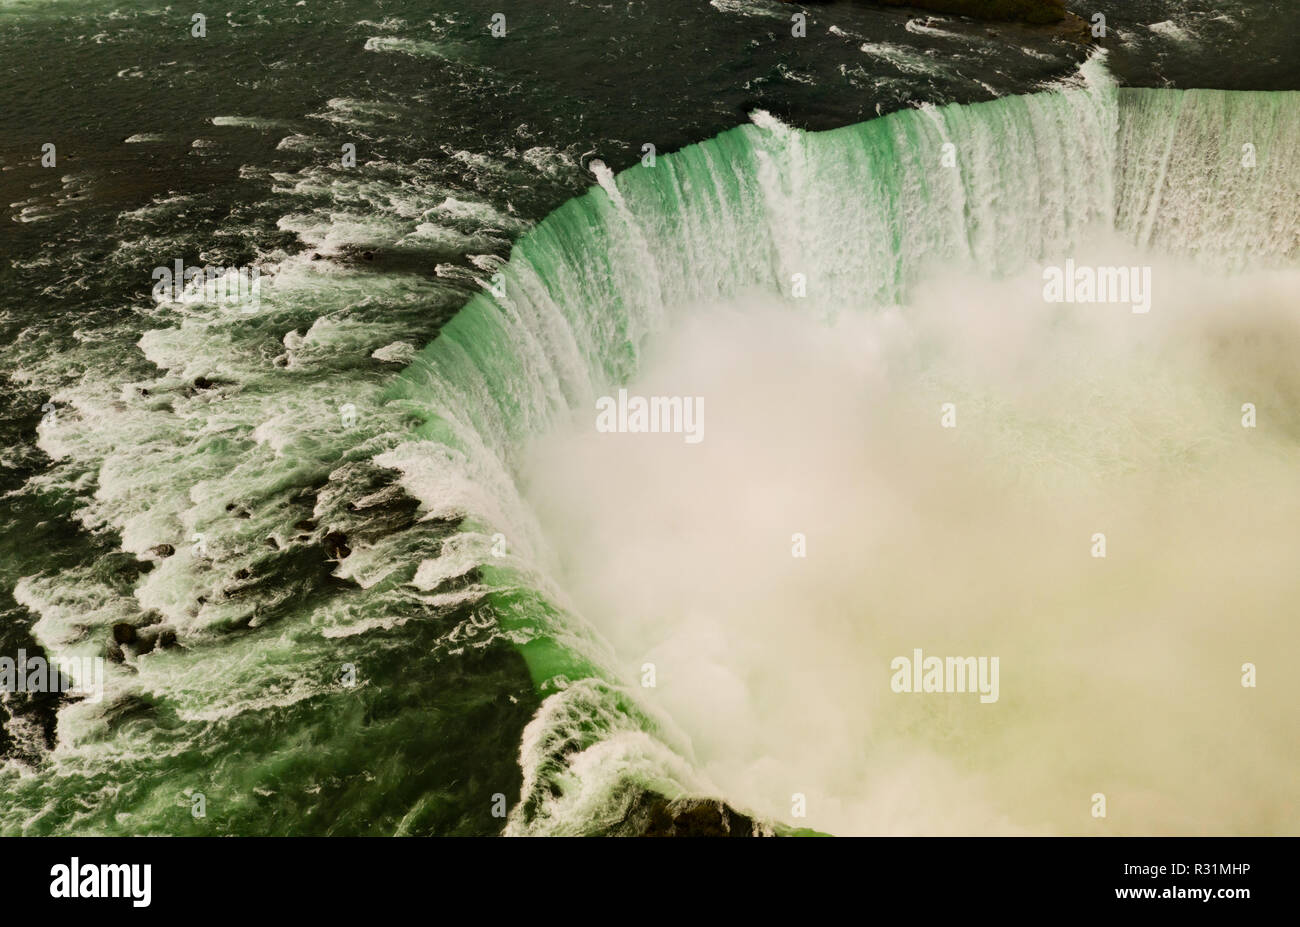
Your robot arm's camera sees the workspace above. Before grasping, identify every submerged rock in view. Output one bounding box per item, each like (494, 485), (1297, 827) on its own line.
(134, 626), (178, 653)
(323, 531), (352, 560)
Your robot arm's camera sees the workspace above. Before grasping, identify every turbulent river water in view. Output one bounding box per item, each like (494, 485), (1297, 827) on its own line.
(1, 1), (1297, 835)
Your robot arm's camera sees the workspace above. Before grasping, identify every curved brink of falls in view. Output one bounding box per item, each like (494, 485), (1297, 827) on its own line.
(383, 56), (1298, 835)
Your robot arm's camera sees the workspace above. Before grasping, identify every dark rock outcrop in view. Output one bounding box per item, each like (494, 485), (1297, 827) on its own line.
(323, 531), (351, 560)
(134, 626), (178, 653)
(616, 793), (770, 837)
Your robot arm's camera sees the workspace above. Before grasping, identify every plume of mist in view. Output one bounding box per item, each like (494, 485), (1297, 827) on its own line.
(522, 248), (1300, 835)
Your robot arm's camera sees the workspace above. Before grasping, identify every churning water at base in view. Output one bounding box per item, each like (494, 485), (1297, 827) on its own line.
(384, 59), (1300, 836)
(7, 56), (1299, 835)
(524, 261), (1300, 835)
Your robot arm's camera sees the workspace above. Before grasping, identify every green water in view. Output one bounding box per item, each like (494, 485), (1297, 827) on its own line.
(1, 0), (1297, 836)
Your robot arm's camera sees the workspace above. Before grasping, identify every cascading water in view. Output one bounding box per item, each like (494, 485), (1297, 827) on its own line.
(380, 56), (1300, 835)
(6, 51), (1298, 836)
